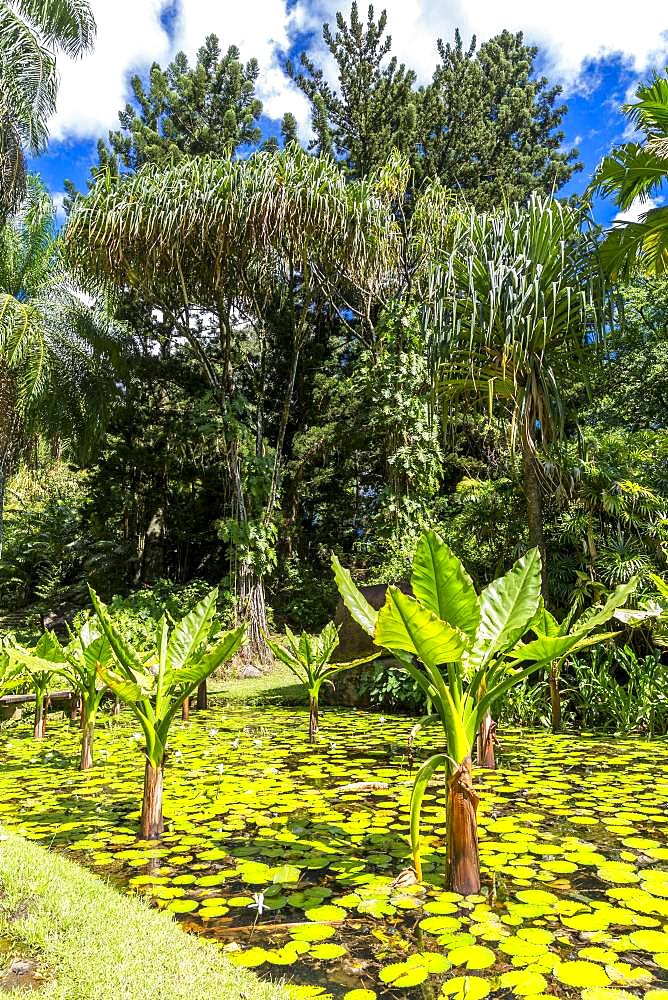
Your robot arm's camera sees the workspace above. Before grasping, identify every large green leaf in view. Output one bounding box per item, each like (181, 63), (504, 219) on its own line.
(410, 530), (480, 640)
(571, 577), (638, 635)
(96, 663), (145, 704)
(473, 548), (542, 661)
(173, 626), (246, 689)
(166, 589), (218, 671)
(375, 587), (468, 669)
(507, 634), (583, 664)
(264, 634), (305, 681)
(331, 554), (378, 637)
(89, 587), (151, 684)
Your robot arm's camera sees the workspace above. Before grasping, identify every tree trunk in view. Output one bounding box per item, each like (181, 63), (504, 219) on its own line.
(239, 568), (270, 665)
(0, 469), (5, 561)
(445, 757), (481, 895)
(113, 696), (121, 716)
(80, 722), (94, 770)
(521, 442), (548, 600)
(141, 760), (164, 839)
(550, 662), (562, 732)
(33, 695), (46, 739)
(196, 681), (207, 710)
(476, 711), (496, 769)
(181, 696), (190, 721)
(309, 695), (319, 744)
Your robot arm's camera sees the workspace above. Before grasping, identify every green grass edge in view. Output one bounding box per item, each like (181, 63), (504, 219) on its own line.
(0, 830), (289, 999)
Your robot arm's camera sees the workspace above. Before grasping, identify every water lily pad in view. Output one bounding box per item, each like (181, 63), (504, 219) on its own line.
(440, 975), (490, 1000)
(554, 961), (611, 988)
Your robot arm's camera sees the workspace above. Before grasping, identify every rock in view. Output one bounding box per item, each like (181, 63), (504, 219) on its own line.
(337, 781), (389, 793)
(237, 664), (263, 679)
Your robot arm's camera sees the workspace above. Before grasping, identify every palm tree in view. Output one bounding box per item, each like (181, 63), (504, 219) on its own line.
(0, 177), (123, 557)
(0, 1), (96, 218)
(428, 193), (613, 599)
(591, 73), (668, 276)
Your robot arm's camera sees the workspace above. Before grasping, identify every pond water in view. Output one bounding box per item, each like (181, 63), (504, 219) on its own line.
(2, 705), (668, 1000)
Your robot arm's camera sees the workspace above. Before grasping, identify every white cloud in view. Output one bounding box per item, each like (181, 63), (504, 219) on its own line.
(50, 0), (171, 140)
(614, 195), (660, 225)
(299, 0), (668, 92)
(46, 0), (668, 142)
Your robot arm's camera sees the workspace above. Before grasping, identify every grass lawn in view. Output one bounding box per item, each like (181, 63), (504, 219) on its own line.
(0, 831), (288, 999)
(212, 660), (305, 706)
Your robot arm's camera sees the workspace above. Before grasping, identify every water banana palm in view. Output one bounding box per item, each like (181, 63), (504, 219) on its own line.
(333, 528), (636, 894)
(89, 587), (246, 838)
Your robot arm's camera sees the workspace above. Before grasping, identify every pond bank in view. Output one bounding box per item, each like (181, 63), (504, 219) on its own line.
(0, 830), (287, 999)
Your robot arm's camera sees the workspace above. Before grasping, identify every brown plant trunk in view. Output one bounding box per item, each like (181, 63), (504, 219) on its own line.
(181, 696), (190, 721)
(196, 681), (207, 711)
(80, 722), (94, 770)
(445, 757), (481, 895)
(550, 662), (562, 732)
(522, 442), (549, 601)
(476, 711), (496, 769)
(141, 760), (164, 839)
(69, 694), (80, 722)
(239, 569), (270, 665)
(33, 697), (46, 739)
(309, 695), (319, 744)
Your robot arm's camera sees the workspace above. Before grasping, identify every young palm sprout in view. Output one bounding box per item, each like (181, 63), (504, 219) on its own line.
(265, 623), (377, 742)
(89, 587), (245, 838)
(60, 620), (112, 769)
(334, 529), (636, 894)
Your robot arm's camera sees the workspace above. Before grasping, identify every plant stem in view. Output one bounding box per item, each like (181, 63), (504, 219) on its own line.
(308, 694), (319, 743)
(80, 720), (94, 770)
(476, 710), (496, 769)
(141, 760), (164, 839)
(445, 756), (481, 895)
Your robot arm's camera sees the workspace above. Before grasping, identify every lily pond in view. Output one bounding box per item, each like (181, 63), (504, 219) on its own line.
(3, 705), (668, 1000)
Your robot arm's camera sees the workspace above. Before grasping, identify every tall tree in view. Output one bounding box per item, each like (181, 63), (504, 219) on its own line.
(63, 146), (401, 659)
(420, 30), (581, 207)
(428, 194), (612, 599)
(0, 0), (95, 217)
(104, 34), (262, 171)
(286, 2), (419, 177)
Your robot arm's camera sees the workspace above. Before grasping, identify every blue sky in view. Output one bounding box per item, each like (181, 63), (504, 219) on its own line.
(29, 1), (668, 228)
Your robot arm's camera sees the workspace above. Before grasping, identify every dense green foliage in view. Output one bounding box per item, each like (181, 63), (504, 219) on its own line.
(0, 9), (666, 739)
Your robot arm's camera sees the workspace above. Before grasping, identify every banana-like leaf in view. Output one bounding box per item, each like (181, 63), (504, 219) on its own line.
(173, 626), (246, 689)
(507, 634), (581, 664)
(82, 635), (111, 675)
(96, 662), (145, 704)
(331, 553), (378, 637)
(326, 652), (380, 675)
(409, 753), (449, 880)
(89, 587), (152, 684)
(571, 577), (638, 635)
(376, 587), (468, 669)
(614, 606), (660, 624)
(410, 529), (480, 640)
(166, 589), (218, 671)
(529, 598), (562, 637)
(264, 634), (304, 678)
(34, 630), (67, 662)
(473, 548), (542, 662)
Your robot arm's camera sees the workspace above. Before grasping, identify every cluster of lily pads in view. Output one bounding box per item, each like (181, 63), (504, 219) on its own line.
(2, 705), (668, 999)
